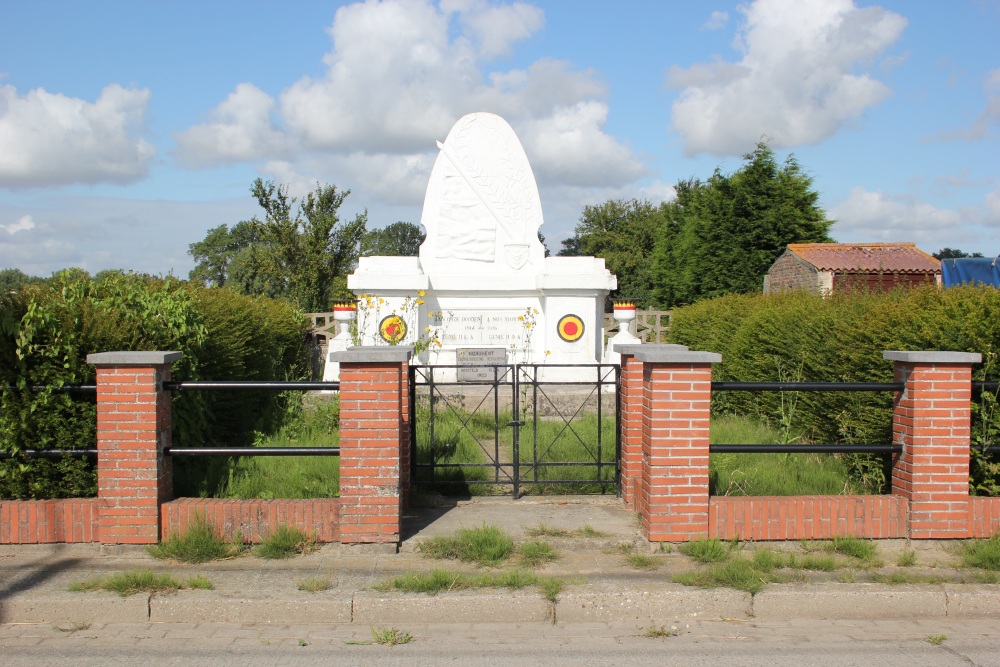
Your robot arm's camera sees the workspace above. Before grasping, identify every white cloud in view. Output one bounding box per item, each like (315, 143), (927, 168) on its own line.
(2, 214), (34, 235)
(669, 0), (906, 156)
(174, 0), (646, 198)
(443, 0), (545, 59)
(934, 67), (1000, 141)
(0, 84), (155, 187)
(702, 10), (729, 30)
(174, 83), (287, 167)
(829, 186), (1000, 252)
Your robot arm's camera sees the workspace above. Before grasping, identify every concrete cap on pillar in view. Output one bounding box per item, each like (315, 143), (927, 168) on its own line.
(87, 351), (182, 366)
(614, 343), (688, 356)
(635, 348), (721, 364)
(330, 346), (414, 363)
(883, 350), (982, 364)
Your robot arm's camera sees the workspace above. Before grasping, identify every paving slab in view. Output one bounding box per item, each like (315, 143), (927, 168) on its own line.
(752, 583), (948, 619)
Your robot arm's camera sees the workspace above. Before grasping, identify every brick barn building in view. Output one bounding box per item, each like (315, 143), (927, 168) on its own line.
(763, 242), (941, 295)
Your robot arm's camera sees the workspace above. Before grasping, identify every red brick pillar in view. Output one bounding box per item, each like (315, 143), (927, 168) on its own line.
(332, 347), (412, 545)
(87, 351), (179, 545)
(635, 348), (719, 542)
(616, 346), (644, 509)
(885, 351), (979, 539)
(614, 343), (691, 510)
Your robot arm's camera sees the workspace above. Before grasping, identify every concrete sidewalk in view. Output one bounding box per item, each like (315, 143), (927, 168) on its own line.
(2, 496), (999, 626)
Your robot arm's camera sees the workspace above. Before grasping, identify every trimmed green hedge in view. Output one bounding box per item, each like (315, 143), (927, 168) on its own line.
(668, 285), (1000, 494)
(0, 271), (311, 499)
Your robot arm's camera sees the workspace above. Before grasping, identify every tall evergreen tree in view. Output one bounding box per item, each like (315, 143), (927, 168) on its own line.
(653, 142), (833, 307)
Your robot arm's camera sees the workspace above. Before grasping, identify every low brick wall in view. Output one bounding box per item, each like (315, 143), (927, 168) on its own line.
(160, 498), (340, 543)
(969, 497), (1000, 538)
(0, 499), (100, 544)
(710, 496), (908, 541)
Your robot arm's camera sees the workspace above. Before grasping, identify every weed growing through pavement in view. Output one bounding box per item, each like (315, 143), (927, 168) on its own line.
(186, 575), (214, 590)
(897, 550), (918, 567)
(829, 536), (879, 564)
(678, 538), (732, 564)
(148, 513), (245, 563)
(927, 634), (947, 645)
(69, 569), (202, 597)
(374, 568), (565, 602)
(348, 627), (414, 646)
(642, 626), (680, 638)
(421, 525), (514, 566)
(518, 540), (559, 567)
(959, 533), (1000, 570)
(674, 557), (766, 594)
(298, 577), (332, 592)
(625, 553), (660, 570)
(254, 526), (317, 559)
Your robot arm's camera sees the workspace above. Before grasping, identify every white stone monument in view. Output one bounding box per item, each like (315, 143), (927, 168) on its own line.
(327, 112), (616, 382)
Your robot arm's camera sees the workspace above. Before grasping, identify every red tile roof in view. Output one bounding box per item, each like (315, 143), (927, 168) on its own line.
(787, 243), (941, 274)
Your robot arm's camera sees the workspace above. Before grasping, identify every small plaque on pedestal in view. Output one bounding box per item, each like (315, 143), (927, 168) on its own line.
(457, 348), (507, 382)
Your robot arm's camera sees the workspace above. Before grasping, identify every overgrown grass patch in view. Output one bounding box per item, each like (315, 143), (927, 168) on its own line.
(709, 416), (855, 496)
(625, 553), (660, 570)
(298, 577), (331, 592)
(830, 536), (879, 562)
(148, 514), (244, 563)
(219, 399), (341, 499)
(420, 525), (514, 566)
(374, 568), (564, 600)
(69, 569), (197, 597)
(518, 540), (558, 567)
(960, 534), (1000, 571)
(674, 557), (767, 594)
(254, 525), (317, 559)
(678, 538), (732, 564)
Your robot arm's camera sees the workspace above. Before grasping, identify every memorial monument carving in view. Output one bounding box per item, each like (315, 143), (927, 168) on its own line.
(324, 112), (619, 382)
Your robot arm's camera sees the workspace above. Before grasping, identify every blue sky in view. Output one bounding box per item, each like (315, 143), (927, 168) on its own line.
(1, 0), (998, 277)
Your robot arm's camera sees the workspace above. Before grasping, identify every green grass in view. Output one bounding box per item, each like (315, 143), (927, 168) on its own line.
(710, 415), (854, 496)
(69, 569), (190, 597)
(254, 525), (317, 559)
(298, 577), (331, 592)
(148, 513), (244, 563)
(926, 634), (947, 645)
(897, 549), (918, 567)
(674, 557), (767, 594)
(960, 534), (1000, 570)
(411, 392), (617, 495)
(518, 540), (558, 567)
(625, 553), (660, 570)
(679, 538), (732, 564)
(830, 536), (879, 562)
(219, 400), (341, 499)
(186, 574), (214, 590)
(421, 525), (515, 566)
(374, 568), (564, 600)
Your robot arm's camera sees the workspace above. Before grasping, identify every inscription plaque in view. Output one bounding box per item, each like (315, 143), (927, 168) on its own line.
(456, 347), (508, 382)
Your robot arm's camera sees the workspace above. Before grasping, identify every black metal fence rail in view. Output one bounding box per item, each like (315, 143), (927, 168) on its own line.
(709, 379), (999, 456)
(1, 380), (341, 459)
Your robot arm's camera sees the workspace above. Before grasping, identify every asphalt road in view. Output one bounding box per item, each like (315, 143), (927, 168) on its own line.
(4, 619), (1000, 667)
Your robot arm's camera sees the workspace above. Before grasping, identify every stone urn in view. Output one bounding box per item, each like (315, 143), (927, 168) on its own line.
(332, 303), (356, 339)
(612, 301), (637, 338)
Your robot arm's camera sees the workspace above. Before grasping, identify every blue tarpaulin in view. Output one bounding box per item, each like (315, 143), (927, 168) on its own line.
(940, 257), (1000, 288)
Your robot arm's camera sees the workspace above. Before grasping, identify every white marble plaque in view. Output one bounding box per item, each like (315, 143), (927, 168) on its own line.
(434, 310), (527, 348)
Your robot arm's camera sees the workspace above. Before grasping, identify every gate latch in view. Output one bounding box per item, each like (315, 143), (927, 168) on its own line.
(506, 420), (526, 427)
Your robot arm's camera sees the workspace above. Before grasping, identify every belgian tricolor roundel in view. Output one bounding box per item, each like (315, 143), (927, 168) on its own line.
(379, 315), (407, 343)
(557, 314), (585, 342)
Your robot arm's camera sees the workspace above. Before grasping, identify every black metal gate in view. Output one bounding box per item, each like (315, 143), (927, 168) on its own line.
(409, 364), (620, 498)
